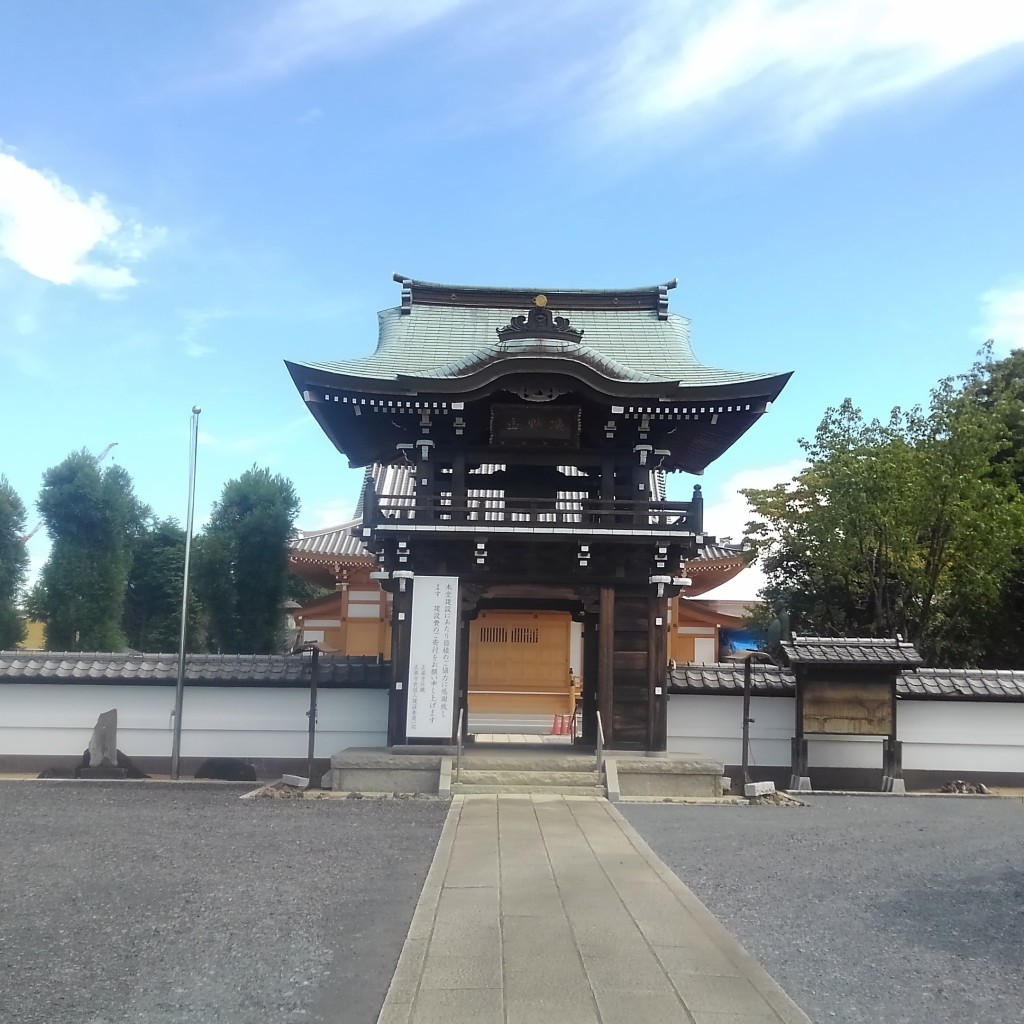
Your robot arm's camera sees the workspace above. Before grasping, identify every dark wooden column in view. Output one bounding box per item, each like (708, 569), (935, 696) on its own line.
(598, 586), (615, 745)
(580, 611), (599, 746)
(386, 581), (413, 747)
(648, 594), (668, 751)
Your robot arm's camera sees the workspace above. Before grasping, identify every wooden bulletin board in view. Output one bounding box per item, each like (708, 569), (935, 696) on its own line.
(802, 679), (893, 736)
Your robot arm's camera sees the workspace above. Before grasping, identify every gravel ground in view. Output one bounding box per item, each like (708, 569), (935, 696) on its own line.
(0, 782), (447, 1024)
(623, 796), (1024, 1024)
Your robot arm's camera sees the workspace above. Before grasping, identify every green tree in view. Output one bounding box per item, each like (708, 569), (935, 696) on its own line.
(194, 466), (300, 654)
(0, 476), (29, 648)
(123, 517), (205, 652)
(35, 452), (146, 651)
(743, 361), (1024, 666)
(948, 347), (1024, 665)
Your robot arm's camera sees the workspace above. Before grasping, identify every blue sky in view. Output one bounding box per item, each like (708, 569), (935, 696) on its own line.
(2, 1), (1024, 599)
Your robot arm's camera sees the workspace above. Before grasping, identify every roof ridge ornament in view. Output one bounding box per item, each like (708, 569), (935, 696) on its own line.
(496, 296), (584, 344)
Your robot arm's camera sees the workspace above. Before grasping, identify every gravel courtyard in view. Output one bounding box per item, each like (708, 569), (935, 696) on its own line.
(0, 782), (447, 1024)
(5, 785), (1023, 1024)
(624, 795), (1024, 1024)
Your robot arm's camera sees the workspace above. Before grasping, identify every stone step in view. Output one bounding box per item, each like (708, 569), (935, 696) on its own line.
(458, 755), (598, 772)
(457, 769), (601, 787)
(452, 783), (607, 796)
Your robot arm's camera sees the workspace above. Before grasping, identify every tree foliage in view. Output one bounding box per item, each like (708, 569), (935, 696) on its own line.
(123, 517), (205, 653)
(951, 349), (1024, 665)
(743, 354), (1024, 666)
(0, 476), (29, 648)
(35, 452), (147, 651)
(194, 466), (300, 654)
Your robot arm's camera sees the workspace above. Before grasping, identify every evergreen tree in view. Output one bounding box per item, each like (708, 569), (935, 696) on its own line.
(35, 452), (146, 651)
(194, 466), (300, 654)
(123, 517), (205, 652)
(0, 476), (29, 648)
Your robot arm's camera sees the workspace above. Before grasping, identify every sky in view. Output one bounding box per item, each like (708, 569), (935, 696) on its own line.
(2, 0), (1024, 601)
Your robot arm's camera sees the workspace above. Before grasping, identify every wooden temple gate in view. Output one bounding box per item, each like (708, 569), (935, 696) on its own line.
(287, 276), (790, 750)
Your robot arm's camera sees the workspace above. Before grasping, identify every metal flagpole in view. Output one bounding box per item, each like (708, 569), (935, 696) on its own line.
(170, 406), (201, 780)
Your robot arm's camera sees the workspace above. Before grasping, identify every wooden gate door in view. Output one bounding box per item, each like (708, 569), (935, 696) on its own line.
(468, 610), (572, 718)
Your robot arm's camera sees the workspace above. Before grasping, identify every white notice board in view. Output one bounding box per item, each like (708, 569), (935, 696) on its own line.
(405, 576), (459, 739)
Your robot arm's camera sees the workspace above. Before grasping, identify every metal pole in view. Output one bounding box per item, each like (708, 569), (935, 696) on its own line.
(170, 406), (201, 780)
(306, 645), (320, 786)
(741, 656), (752, 785)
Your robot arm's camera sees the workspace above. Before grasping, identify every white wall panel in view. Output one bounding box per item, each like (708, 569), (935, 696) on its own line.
(0, 684), (388, 759)
(898, 700), (1024, 773)
(667, 693), (1024, 775)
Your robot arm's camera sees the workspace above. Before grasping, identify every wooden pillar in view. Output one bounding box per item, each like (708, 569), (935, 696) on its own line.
(387, 582), (413, 746)
(888, 678), (900, 779)
(791, 676), (808, 784)
(581, 611), (599, 746)
(598, 586), (615, 745)
(648, 594), (668, 751)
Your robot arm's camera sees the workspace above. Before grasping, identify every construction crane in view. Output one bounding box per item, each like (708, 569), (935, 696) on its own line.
(19, 443), (118, 544)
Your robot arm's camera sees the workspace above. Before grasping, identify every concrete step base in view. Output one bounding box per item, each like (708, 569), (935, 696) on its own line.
(457, 769), (600, 788)
(452, 783), (607, 796)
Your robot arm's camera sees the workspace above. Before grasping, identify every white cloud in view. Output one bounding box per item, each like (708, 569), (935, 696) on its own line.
(179, 308), (237, 358)
(308, 498), (356, 529)
(696, 460), (806, 601)
(213, 0), (474, 84)
(0, 148), (164, 293)
(198, 415), (314, 454)
(599, 0), (1024, 144)
(977, 277), (1024, 355)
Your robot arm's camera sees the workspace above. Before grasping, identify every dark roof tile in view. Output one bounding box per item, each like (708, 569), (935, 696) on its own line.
(780, 635), (923, 667)
(668, 663), (795, 695)
(0, 651), (388, 689)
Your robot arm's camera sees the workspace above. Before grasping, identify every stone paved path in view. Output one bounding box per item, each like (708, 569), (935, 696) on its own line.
(374, 795), (811, 1023)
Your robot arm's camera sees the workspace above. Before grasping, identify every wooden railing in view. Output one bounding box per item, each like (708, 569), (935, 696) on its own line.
(368, 495), (702, 534)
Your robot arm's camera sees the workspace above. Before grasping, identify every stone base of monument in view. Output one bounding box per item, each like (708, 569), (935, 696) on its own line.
(78, 761), (129, 779)
(611, 754), (726, 798)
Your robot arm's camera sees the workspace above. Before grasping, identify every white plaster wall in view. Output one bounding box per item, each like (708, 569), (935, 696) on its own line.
(0, 685), (388, 759)
(666, 694), (794, 768)
(667, 693), (1024, 774)
(807, 735), (883, 769)
(898, 700), (1024, 773)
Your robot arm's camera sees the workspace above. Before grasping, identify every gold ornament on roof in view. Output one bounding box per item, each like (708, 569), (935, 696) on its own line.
(534, 294), (548, 307)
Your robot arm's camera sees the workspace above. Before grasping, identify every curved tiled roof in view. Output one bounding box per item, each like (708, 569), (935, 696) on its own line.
(7, 653), (1023, 700)
(297, 305), (786, 391)
(670, 663), (795, 694)
(0, 651), (388, 688)
(902, 668), (1024, 700)
(781, 635), (923, 667)
(669, 663), (1024, 701)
